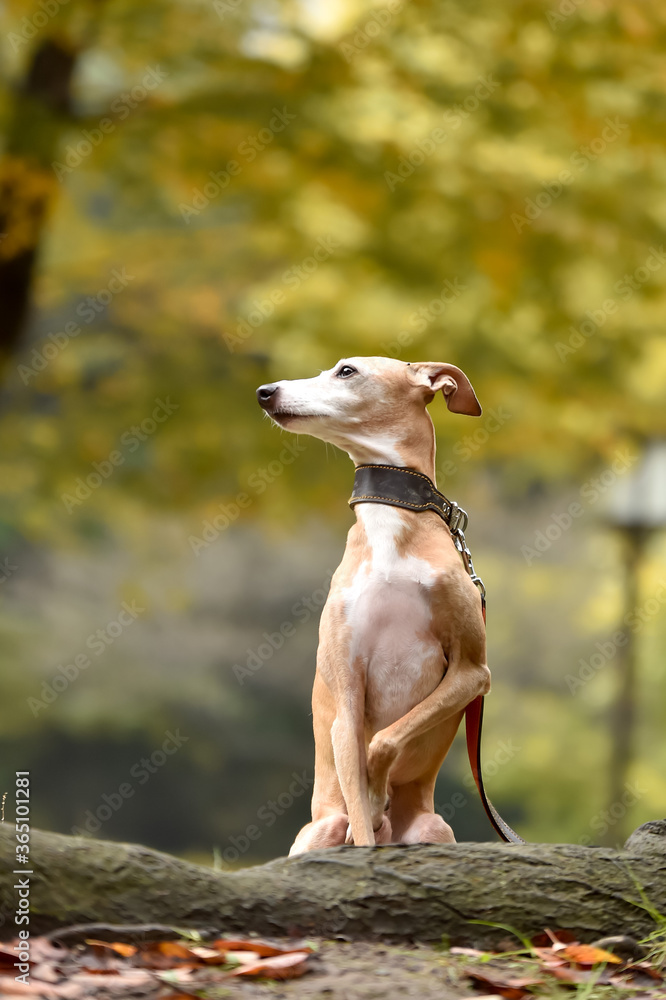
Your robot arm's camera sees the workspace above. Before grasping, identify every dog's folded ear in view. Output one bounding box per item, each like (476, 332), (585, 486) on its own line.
(407, 362), (482, 416)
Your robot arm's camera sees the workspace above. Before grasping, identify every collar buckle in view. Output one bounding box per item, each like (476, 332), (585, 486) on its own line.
(447, 501), (468, 535)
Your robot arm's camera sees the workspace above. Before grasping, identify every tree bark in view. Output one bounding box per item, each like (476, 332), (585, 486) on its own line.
(1, 822), (665, 945)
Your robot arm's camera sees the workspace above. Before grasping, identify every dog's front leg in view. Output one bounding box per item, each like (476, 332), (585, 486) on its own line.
(367, 646), (491, 817)
(317, 621), (376, 847)
(330, 707), (375, 846)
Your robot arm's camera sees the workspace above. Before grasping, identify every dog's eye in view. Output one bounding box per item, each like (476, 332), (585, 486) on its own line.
(336, 365), (357, 379)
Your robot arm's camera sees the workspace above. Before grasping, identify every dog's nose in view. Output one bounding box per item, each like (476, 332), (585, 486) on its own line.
(256, 383), (279, 408)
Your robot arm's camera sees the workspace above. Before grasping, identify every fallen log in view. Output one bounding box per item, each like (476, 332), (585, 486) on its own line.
(0, 822), (664, 946)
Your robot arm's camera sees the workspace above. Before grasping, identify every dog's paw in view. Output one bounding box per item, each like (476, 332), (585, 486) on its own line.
(368, 789), (389, 832)
(373, 814), (392, 845)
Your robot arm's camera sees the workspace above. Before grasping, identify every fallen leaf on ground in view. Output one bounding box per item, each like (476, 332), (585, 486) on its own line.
(0, 948), (25, 971)
(134, 940), (198, 968)
(212, 937), (313, 957)
(465, 966), (543, 999)
(79, 968), (122, 975)
(451, 947), (490, 958)
(532, 947), (567, 967)
(226, 950), (311, 979)
(152, 941), (195, 960)
(29, 963), (61, 983)
(156, 968), (197, 984)
(84, 939), (137, 958)
(612, 963), (665, 987)
(532, 929), (578, 948)
(559, 943), (622, 966)
(218, 950), (264, 965)
(546, 964), (613, 985)
(187, 945), (233, 964)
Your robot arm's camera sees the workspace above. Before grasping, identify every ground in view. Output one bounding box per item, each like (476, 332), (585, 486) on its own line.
(212, 940), (467, 1000)
(6, 930), (665, 1000)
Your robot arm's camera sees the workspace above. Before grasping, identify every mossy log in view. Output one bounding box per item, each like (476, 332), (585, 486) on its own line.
(0, 822), (664, 946)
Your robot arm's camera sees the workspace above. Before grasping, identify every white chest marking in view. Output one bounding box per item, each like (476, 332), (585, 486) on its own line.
(355, 504), (436, 585)
(339, 506), (443, 728)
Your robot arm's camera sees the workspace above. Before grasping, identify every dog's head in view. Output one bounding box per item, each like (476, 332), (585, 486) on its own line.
(256, 357), (481, 466)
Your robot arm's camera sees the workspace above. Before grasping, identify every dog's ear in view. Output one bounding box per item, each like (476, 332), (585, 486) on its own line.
(407, 362), (482, 416)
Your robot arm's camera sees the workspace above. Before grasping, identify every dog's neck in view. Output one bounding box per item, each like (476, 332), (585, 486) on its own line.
(342, 413), (438, 486)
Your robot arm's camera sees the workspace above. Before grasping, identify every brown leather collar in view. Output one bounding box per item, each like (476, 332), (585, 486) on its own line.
(349, 464), (468, 533)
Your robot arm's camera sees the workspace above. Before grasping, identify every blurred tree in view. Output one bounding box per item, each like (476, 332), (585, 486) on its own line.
(0, 36), (78, 368)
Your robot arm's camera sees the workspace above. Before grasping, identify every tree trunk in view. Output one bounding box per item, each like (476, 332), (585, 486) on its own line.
(1, 822), (664, 945)
(0, 37), (78, 371)
(605, 527), (647, 844)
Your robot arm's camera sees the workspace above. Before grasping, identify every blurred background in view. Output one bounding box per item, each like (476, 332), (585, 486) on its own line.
(0, 0), (665, 866)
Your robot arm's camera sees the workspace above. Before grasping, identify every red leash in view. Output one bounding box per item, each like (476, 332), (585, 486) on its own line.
(465, 693), (524, 844)
(457, 554), (525, 844)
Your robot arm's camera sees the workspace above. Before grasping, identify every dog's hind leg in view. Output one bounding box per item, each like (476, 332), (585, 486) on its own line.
(389, 780), (455, 846)
(288, 813), (349, 855)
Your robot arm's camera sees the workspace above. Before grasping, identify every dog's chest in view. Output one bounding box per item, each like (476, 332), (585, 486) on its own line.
(338, 506), (447, 727)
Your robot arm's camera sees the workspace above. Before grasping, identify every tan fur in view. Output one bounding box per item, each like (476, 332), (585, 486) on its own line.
(256, 357), (489, 852)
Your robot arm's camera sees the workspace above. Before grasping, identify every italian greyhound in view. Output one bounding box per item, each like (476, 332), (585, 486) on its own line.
(256, 357), (489, 852)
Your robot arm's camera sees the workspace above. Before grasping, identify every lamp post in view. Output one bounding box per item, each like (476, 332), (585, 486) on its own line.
(603, 440), (666, 843)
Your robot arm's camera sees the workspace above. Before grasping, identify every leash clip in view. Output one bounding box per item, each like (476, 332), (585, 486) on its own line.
(452, 523), (485, 605)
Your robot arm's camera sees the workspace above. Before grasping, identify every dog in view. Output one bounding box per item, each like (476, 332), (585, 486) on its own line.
(256, 356), (490, 852)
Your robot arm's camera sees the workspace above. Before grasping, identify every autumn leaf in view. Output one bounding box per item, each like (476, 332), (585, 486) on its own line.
(465, 967), (543, 999)
(226, 950), (311, 980)
(545, 964), (613, 986)
(212, 937), (314, 957)
(84, 939), (137, 958)
(559, 944), (623, 966)
(532, 929), (578, 948)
